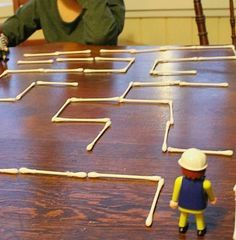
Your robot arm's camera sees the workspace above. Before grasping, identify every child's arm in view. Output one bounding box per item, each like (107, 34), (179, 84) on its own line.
(2, 0), (40, 47)
(79, 0), (125, 45)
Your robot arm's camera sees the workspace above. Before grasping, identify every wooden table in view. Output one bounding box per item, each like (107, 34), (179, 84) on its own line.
(0, 42), (235, 240)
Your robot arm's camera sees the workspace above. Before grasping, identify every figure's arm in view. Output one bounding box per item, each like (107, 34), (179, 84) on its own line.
(1, 0), (41, 47)
(204, 179), (217, 204)
(79, 0), (125, 45)
(170, 176), (183, 209)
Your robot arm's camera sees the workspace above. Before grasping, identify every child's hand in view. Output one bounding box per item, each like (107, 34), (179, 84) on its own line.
(0, 33), (9, 61)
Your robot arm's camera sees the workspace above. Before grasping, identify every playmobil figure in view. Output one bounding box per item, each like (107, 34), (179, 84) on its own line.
(170, 148), (217, 236)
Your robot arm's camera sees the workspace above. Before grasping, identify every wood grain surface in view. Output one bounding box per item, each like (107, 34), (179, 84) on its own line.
(0, 42), (235, 240)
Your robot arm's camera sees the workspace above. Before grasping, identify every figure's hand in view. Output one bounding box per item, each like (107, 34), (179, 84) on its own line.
(0, 33), (9, 61)
(210, 197), (217, 205)
(169, 200), (178, 209)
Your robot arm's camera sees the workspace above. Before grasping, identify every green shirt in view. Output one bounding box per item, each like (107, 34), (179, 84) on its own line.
(2, 0), (125, 47)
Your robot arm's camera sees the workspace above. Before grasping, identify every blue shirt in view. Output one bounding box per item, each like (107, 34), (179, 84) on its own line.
(179, 177), (208, 210)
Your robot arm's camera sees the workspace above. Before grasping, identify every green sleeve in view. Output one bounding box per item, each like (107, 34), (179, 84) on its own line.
(108, 0), (125, 34)
(79, 0), (125, 45)
(2, 0), (41, 47)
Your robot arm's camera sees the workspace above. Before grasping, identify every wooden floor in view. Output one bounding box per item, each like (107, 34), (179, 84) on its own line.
(0, 42), (235, 240)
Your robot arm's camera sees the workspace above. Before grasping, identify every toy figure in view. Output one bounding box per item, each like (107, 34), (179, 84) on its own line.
(170, 148), (217, 236)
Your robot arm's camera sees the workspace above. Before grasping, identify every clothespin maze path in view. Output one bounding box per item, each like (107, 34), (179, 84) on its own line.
(51, 80), (233, 156)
